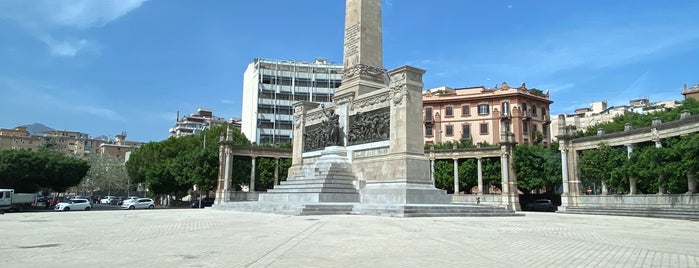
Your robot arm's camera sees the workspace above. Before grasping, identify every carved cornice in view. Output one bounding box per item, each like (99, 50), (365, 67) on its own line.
(351, 92), (390, 111)
(342, 63), (387, 83)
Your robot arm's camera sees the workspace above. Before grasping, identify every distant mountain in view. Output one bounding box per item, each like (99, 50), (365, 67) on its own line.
(21, 123), (54, 135)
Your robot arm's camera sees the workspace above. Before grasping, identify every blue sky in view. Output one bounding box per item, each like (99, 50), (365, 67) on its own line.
(1, 0), (697, 142)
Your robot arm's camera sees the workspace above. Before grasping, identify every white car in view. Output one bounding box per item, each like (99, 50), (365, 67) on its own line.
(54, 198), (92, 211)
(100, 196), (115, 204)
(121, 198), (155, 210)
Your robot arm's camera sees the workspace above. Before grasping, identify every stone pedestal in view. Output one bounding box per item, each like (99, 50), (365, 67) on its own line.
(259, 146), (360, 203)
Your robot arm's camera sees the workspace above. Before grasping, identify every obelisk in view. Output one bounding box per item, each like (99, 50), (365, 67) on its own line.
(335, 0), (386, 98)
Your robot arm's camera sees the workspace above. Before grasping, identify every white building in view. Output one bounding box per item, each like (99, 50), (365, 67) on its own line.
(241, 58), (342, 144)
(551, 98), (681, 140)
(169, 108), (227, 138)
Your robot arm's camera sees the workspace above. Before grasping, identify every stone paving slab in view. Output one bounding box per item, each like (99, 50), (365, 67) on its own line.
(0, 209), (697, 267)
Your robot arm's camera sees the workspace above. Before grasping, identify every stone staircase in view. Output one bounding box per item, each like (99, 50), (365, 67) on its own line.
(353, 203), (519, 217)
(560, 206), (699, 220)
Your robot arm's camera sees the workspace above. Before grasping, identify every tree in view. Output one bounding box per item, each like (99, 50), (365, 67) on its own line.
(83, 156), (130, 195)
(0, 150), (89, 193)
(458, 159), (477, 193)
(125, 125), (251, 196)
(513, 143), (561, 194)
(434, 160), (454, 193)
(579, 143), (628, 194)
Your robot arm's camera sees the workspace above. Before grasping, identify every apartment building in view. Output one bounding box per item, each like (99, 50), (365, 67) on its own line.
(169, 108), (231, 138)
(241, 58), (342, 144)
(422, 82), (553, 146)
(551, 97), (682, 139)
(0, 126), (142, 162)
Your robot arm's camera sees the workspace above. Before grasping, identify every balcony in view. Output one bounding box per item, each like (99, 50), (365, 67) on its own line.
(424, 115), (434, 124)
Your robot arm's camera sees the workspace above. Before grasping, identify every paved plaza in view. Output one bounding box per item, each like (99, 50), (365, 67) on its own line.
(1, 209), (697, 267)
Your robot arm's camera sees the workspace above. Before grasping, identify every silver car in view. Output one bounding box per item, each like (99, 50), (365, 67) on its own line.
(54, 198), (92, 211)
(120, 198), (155, 210)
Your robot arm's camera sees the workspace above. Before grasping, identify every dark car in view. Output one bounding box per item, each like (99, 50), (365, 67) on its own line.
(191, 198), (215, 208)
(525, 199), (556, 212)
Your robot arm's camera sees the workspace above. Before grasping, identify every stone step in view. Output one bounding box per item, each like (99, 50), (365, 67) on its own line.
(280, 178), (356, 186)
(353, 204), (518, 217)
(267, 187), (359, 194)
(561, 207), (699, 220)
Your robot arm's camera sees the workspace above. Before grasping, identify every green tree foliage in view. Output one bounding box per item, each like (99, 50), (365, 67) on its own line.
(513, 143), (561, 194)
(458, 159), (477, 193)
(481, 158), (502, 189)
(434, 160), (455, 193)
(579, 143), (628, 193)
(125, 125), (251, 196)
(0, 150), (89, 192)
(675, 133), (699, 180)
(627, 143), (684, 194)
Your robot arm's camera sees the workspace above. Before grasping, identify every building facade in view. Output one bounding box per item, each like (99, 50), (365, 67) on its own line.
(422, 82), (553, 146)
(0, 126), (142, 162)
(241, 58), (342, 144)
(551, 97), (682, 139)
(169, 108), (229, 138)
(682, 83), (699, 101)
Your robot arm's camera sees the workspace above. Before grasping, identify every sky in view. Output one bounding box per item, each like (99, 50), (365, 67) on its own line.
(1, 0), (698, 142)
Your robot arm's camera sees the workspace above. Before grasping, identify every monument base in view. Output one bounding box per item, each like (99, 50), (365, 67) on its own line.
(359, 180), (450, 204)
(258, 146), (360, 203)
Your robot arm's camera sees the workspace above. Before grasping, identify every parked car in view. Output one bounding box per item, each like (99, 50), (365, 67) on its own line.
(54, 198), (92, 211)
(121, 198), (155, 210)
(118, 196), (139, 206)
(100, 196), (116, 204)
(525, 199), (556, 212)
(191, 198), (215, 208)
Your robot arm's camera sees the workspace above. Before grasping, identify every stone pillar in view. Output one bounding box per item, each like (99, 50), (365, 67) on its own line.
(601, 181), (609, 195)
(477, 157), (483, 195)
(430, 159), (435, 186)
(499, 132), (520, 211)
(453, 158), (459, 194)
(250, 157), (256, 192)
(688, 173), (697, 194)
(215, 124), (234, 204)
(289, 101), (320, 180)
(274, 157), (280, 186)
(626, 144), (637, 195)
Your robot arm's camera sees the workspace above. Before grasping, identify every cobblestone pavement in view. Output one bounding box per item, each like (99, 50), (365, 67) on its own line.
(1, 209), (697, 267)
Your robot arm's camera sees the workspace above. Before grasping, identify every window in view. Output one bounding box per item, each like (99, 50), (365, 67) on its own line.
(503, 122), (511, 133)
(446, 125), (453, 136)
(478, 104), (490, 115)
(541, 107), (547, 116)
(542, 125), (548, 136)
(522, 103), (528, 115)
(461, 105), (470, 116)
(501, 102), (510, 117)
(425, 126), (433, 136)
(462, 124), (470, 139)
(480, 123), (488, 135)
(532, 104), (538, 116)
(445, 106), (453, 117)
(425, 108), (433, 122)
(523, 123), (529, 133)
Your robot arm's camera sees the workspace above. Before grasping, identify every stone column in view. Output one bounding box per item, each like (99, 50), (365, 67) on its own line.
(477, 157), (483, 195)
(274, 157), (280, 186)
(288, 102), (320, 180)
(250, 157), (256, 192)
(453, 158), (459, 194)
(499, 132), (520, 211)
(215, 125), (234, 204)
(626, 144), (637, 195)
(688, 173), (697, 194)
(430, 159), (435, 186)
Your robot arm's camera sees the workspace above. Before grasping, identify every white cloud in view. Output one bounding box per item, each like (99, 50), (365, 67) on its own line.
(0, 0), (149, 30)
(0, 0), (148, 57)
(38, 35), (98, 57)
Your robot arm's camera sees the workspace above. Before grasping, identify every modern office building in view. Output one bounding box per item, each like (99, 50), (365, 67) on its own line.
(422, 82), (553, 146)
(169, 108), (228, 138)
(241, 58), (342, 144)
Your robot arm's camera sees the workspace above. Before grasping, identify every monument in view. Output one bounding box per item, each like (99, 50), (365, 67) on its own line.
(215, 0), (516, 217)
